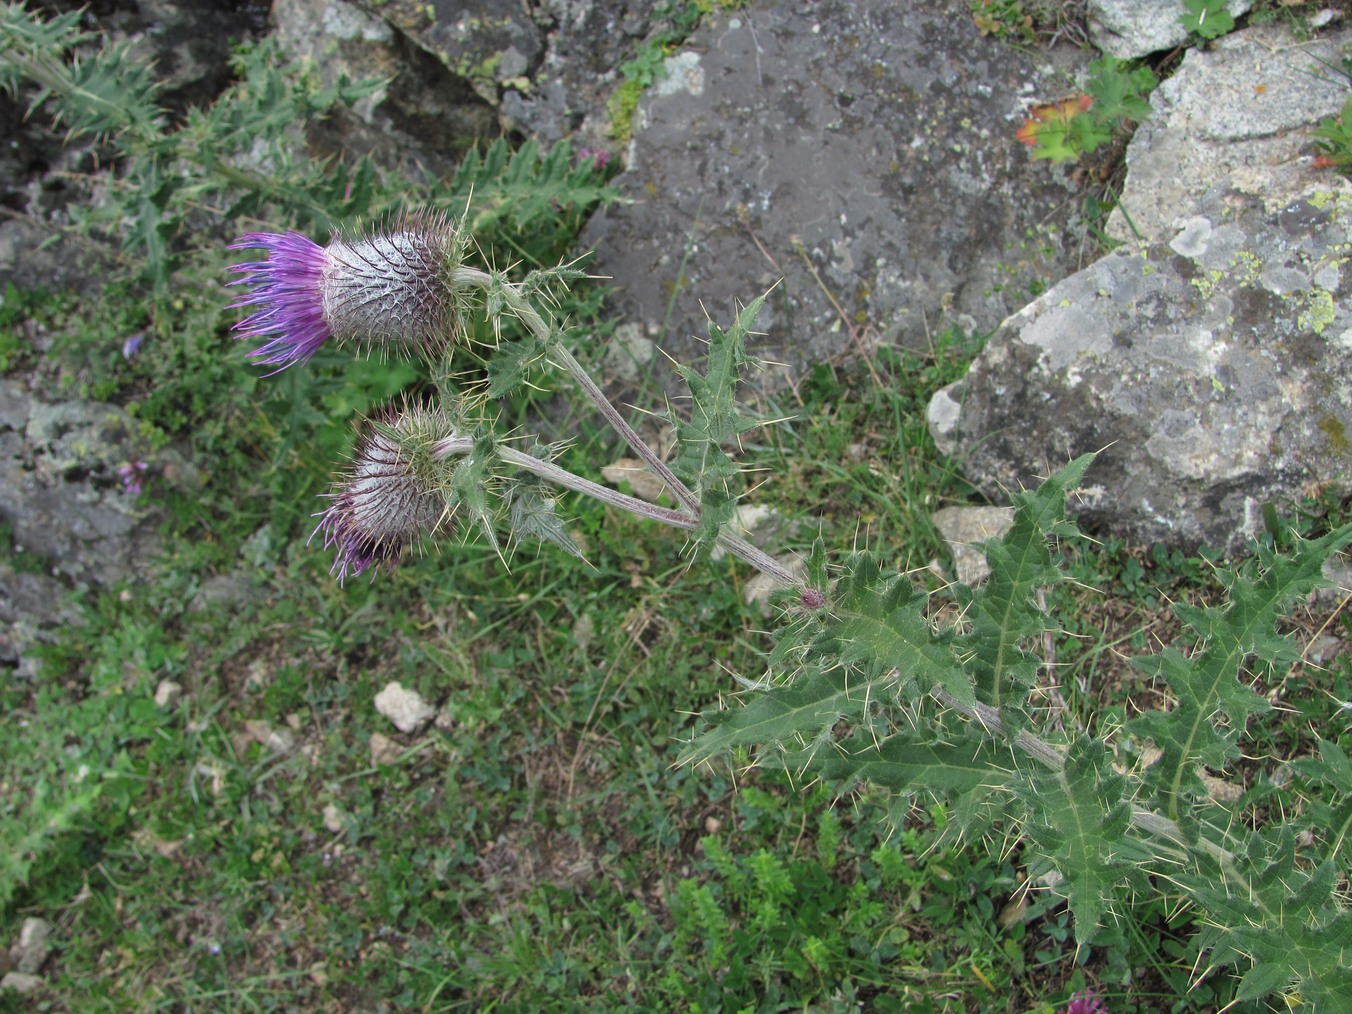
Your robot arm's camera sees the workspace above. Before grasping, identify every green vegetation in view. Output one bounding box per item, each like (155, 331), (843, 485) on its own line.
(3, 2), (1351, 1012)
(606, 0), (748, 142)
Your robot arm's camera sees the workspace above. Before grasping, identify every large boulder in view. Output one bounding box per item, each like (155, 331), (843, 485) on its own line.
(1107, 22), (1352, 245)
(928, 23), (1352, 552)
(582, 0), (1090, 391)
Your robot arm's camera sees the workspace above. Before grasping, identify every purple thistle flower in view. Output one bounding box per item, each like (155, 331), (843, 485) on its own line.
(228, 213), (461, 371)
(311, 408), (452, 585)
(1060, 989), (1108, 1014)
(117, 459), (148, 495)
(577, 147), (611, 170)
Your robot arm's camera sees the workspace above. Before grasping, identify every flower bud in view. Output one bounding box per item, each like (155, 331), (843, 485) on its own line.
(228, 212), (463, 370)
(312, 404), (457, 584)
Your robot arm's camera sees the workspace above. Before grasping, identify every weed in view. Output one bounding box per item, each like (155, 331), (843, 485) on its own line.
(1017, 56), (1156, 166)
(1181, 0), (1237, 41)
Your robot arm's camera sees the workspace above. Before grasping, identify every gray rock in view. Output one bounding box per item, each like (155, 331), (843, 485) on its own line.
(0, 387), (158, 586)
(928, 179), (1352, 553)
(1108, 23), (1352, 245)
(1088, 0), (1252, 60)
(500, 0), (655, 149)
(0, 972), (43, 994)
(933, 505), (1015, 585)
(11, 918), (52, 976)
(272, 0), (500, 175)
(0, 380), (201, 674)
(0, 564), (76, 674)
(583, 0), (1089, 393)
(154, 679), (184, 710)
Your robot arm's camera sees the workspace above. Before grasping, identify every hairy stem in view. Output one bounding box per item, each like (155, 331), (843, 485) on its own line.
(931, 686), (1234, 865)
(431, 435), (799, 583)
(451, 266), (701, 515)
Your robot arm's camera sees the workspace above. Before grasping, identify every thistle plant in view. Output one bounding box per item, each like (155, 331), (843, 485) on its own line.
(230, 205), (1352, 1010)
(224, 200), (1352, 1000)
(229, 214), (795, 587)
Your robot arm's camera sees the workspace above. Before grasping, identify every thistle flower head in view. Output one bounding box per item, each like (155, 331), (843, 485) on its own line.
(312, 403), (457, 584)
(1060, 989), (1107, 1014)
(228, 211), (464, 370)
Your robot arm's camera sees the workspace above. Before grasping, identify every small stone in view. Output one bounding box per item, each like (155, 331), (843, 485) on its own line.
(373, 682), (436, 733)
(322, 802), (345, 834)
(0, 972), (43, 993)
(369, 732), (403, 766)
(704, 816), (722, 834)
(743, 554), (807, 609)
(601, 458), (670, 504)
(243, 719), (295, 756)
(932, 506), (1016, 587)
(153, 679), (183, 709)
(12, 918), (52, 975)
(434, 702), (458, 733)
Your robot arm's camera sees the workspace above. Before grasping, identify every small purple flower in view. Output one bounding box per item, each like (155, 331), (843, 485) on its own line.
(799, 587), (825, 609)
(228, 213), (462, 371)
(1060, 989), (1107, 1014)
(577, 147), (611, 170)
(117, 460), (148, 495)
(121, 332), (144, 360)
(312, 408), (452, 584)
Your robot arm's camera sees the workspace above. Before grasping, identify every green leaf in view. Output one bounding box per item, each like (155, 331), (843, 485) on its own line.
(1185, 827), (1352, 1007)
(1018, 737), (1148, 942)
(828, 553), (975, 709)
(678, 668), (900, 768)
(1181, 0), (1235, 40)
(1129, 523), (1352, 821)
(956, 454), (1093, 717)
(505, 483), (580, 558)
(1290, 739), (1352, 870)
(1084, 57), (1155, 124)
(818, 733), (1012, 795)
(670, 296), (766, 497)
(1236, 963), (1294, 1002)
(486, 334), (546, 398)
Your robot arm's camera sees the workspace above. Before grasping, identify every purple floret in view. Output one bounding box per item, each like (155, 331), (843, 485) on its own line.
(1062, 989), (1108, 1014)
(227, 232), (332, 370)
(309, 417), (447, 585)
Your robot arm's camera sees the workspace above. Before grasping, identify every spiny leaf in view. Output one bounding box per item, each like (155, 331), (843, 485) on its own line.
(818, 733), (1013, 795)
(957, 454), (1092, 716)
(486, 334), (546, 398)
(671, 295), (765, 496)
(1130, 523), (1352, 821)
(1185, 826), (1352, 1008)
(450, 438), (500, 553)
(1018, 737), (1148, 942)
(505, 483), (579, 558)
(827, 553), (975, 709)
(679, 667), (901, 768)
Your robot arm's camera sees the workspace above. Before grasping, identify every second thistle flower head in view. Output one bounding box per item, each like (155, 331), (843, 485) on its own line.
(228, 211), (464, 370)
(313, 403), (458, 585)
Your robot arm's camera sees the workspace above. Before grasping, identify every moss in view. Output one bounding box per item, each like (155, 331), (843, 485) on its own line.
(1318, 415), (1351, 457)
(608, 79), (645, 142)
